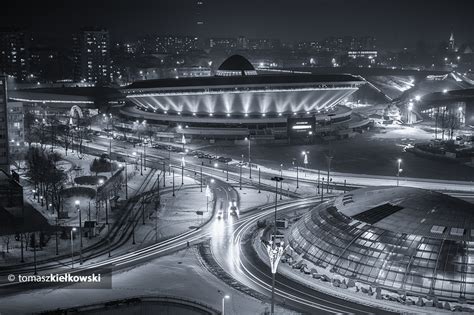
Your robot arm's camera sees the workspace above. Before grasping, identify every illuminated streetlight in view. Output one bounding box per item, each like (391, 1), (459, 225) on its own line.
(397, 158), (403, 186)
(75, 200), (83, 264)
(218, 291), (230, 315)
(268, 176), (285, 315)
(70, 227), (77, 269)
(245, 136), (252, 179)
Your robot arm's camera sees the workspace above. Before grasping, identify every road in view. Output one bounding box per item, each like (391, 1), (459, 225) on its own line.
(5, 135), (472, 313)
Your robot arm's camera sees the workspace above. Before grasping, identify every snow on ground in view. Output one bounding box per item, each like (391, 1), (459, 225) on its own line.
(238, 187), (290, 212)
(0, 249), (295, 315)
(371, 125), (434, 141)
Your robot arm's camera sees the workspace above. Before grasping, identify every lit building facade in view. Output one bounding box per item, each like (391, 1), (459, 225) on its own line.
(7, 102), (24, 153)
(122, 55), (368, 139)
(0, 76), (10, 173)
(0, 28), (30, 81)
(73, 28), (111, 84)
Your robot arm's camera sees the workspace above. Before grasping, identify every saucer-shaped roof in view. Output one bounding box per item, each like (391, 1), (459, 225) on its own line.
(218, 54), (255, 71)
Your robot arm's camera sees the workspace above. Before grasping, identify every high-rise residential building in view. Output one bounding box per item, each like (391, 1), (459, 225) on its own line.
(247, 38), (281, 50)
(208, 37), (237, 50)
(0, 76), (10, 174)
(7, 102), (24, 155)
(238, 36), (249, 49)
(73, 28), (111, 84)
(0, 28), (30, 81)
(138, 35), (199, 54)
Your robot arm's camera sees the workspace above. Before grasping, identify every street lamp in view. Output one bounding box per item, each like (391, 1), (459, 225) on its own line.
(279, 164), (283, 200)
(302, 150), (309, 177)
(407, 102), (413, 124)
(397, 158), (402, 186)
(245, 136), (252, 178)
(143, 142), (147, 172)
(218, 291), (230, 315)
(70, 227), (77, 269)
(268, 176), (285, 315)
(75, 200), (83, 265)
(181, 156), (185, 185)
(205, 184), (211, 212)
(119, 162), (128, 199)
(239, 162), (242, 190)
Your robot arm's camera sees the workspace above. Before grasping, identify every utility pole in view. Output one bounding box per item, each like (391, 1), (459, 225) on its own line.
(172, 169), (175, 197)
(258, 168), (261, 193)
(239, 163), (242, 190)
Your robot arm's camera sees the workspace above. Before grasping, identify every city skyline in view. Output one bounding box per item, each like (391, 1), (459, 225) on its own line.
(1, 0), (473, 48)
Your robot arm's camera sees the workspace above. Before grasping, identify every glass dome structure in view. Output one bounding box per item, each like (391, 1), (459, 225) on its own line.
(288, 186), (474, 302)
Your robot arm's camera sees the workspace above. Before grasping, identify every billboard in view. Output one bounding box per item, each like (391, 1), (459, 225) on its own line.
(287, 116), (315, 139)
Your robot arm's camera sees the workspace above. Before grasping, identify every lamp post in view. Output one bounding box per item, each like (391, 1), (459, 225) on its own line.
(239, 162), (242, 190)
(226, 162), (229, 181)
(200, 166), (203, 192)
(70, 227), (76, 269)
(143, 143), (147, 171)
(268, 176), (285, 315)
(172, 169), (175, 197)
(321, 177), (324, 201)
(181, 156), (185, 185)
(162, 163), (166, 188)
(293, 158), (299, 189)
(258, 168), (261, 193)
(218, 291), (230, 315)
(205, 184), (211, 212)
(75, 200), (83, 265)
(302, 150), (309, 177)
(279, 164), (283, 200)
(245, 136), (251, 179)
(140, 151), (143, 176)
(132, 151), (138, 171)
(407, 102), (413, 124)
(326, 155), (332, 194)
(397, 158), (402, 186)
(120, 162), (128, 199)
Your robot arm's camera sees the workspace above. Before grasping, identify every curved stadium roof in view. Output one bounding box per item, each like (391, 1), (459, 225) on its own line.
(289, 186), (474, 301)
(218, 54), (256, 71)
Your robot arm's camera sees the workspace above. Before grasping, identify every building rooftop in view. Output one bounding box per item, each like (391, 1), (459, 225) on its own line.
(334, 186), (474, 240)
(218, 54), (255, 71)
(124, 73), (364, 91)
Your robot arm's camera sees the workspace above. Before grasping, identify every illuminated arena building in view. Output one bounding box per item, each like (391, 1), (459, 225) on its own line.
(288, 186), (474, 302)
(121, 55), (368, 140)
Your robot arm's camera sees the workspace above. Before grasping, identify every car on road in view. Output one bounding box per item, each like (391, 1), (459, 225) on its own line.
(217, 210), (223, 219)
(229, 199), (238, 216)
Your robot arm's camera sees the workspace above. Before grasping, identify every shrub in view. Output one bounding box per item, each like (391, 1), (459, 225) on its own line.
(60, 187), (96, 199)
(74, 175), (107, 185)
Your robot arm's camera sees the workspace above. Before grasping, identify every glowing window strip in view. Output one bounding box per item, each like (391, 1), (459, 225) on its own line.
(292, 125), (312, 130)
(9, 97), (94, 104)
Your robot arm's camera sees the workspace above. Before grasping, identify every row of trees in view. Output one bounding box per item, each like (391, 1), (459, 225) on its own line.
(433, 108), (462, 141)
(26, 147), (67, 215)
(24, 112), (92, 156)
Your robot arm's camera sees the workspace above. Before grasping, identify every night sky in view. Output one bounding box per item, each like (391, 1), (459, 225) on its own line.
(2, 0), (473, 48)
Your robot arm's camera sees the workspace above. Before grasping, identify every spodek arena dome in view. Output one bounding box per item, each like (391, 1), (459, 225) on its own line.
(288, 186), (474, 302)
